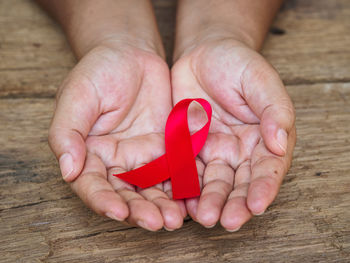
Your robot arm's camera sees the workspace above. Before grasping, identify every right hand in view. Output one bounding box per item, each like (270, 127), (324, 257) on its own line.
(171, 38), (296, 230)
(49, 41), (186, 231)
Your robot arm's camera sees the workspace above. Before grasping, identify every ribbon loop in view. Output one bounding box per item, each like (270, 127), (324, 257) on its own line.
(114, 98), (212, 199)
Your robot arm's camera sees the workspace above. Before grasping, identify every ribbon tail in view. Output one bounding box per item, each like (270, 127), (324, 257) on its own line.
(115, 155), (170, 188)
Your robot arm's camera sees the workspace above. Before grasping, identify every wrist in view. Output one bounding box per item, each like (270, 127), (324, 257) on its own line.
(174, 0), (283, 61)
(70, 29), (165, 60)
(41, 0), (165, 59)
(174, 25), (256, 61)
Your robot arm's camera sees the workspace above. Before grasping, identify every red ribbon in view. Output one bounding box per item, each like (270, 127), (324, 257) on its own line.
(114, 98), (212, 199)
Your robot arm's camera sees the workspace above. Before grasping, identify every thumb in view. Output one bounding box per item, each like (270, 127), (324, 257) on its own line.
(49, 78), (100, 182)
(242, 58), (295, 156)
(260, 102), (295, 156)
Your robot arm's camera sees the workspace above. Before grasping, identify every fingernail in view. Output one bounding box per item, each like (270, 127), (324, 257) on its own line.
(253, 210), (265, 216)
(226, 226), (241, 232)
(204, 223), (216, 229)
(164, 226), (175, 231)
(59, 153), (74, 180)
(137, 220), (153, 231)
(276, 129), (287, 154)
(106, 212), (123, 221)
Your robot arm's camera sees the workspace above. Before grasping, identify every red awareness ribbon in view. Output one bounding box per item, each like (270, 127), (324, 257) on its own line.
(114, 98), (212, 199)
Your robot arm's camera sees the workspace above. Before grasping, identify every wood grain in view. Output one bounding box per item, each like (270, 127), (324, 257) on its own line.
(263, 0), (350, 85)
(1, 0), (350, 98)
(1, 83), (349, 262)
(1, 0), (350, 262)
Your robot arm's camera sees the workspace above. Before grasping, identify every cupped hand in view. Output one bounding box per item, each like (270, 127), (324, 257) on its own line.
(49, 42), (186, 231)
(171, 39), (296, 231)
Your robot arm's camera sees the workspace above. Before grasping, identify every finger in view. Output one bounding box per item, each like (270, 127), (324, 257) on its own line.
(70, 152), (129, 221)
(163, 179), (187, 219)
(185, 197), (199, 222)
(220, 160), (252, 231)
(196, 160), (234, 228)
(117, 189), (164, 231)
(185, 158), (205, 221)
(241, 57), (295, 156)
(109, 167), (164, 231)
(49, 76), (100, 182)
(247, 127), (296, 215)
(138, 186), (183, 231)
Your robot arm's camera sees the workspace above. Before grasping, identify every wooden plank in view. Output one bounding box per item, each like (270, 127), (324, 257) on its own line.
(0, 99), (67, 210)
(1, 83), (349, 262)
(152, 0), (176, 65)
(0, 0), (176, 98)
(1, 0), (349, 262)
(0, 0), (74, 98)
(1, 0), (349, 98)
(0, 0), (75, 70)
(0, 100), (134, 262)
(264, 0), (350, 84)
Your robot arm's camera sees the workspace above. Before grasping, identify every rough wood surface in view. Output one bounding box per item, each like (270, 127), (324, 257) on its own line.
(1, 0), (350, 98)
(0, 0), (350, 262)
(264, 0), (350, 84)
(1, 84), (349, 262)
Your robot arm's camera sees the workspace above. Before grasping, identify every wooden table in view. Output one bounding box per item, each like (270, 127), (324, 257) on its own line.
(1, 0), (349, 262)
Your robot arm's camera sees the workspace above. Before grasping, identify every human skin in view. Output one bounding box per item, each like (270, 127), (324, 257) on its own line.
(172, 0), (296, 231)
(37, 0), (186, 231)
(37, 0), (296, 232)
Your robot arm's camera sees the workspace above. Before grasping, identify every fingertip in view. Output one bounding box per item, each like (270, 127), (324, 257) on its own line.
(60, 153), (86, 182)
(106, 207), (129, 222)
(129, 199), (164, 231)
(137, 220), (162, 232)
(152, 198), (183, 230)
(139, 218), (163, 232)
(247, 198), (266, 216)
(59, 153), (82, 182)
(261, 122), (287, 156)
(50, 129), (86, 181)
(88, 190), (130, 222)
(197, 209), (218, 228)
(108, 201), (130, 221)
(163, 212), (183, 230)
(260, 102), (295, 157)
(185, 197), (199, 222)
(220, 197), (252, 231)
(247, 180), (272, 215)
(196, 195), (221, 227)
(59, 153), (74, 180)
(226, 226), (241, 232)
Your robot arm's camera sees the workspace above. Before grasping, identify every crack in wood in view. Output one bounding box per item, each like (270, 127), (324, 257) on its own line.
(73, 227), (136, 241)
(0, 195), (74, 212)
(0, 93), (55, 99)
(0, 66), (73, 72)
(283, 78), (350, 86)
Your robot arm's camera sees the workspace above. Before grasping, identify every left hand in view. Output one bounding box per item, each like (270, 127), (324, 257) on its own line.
(49, 42), (186, 231)
(171, 39), (296, 231)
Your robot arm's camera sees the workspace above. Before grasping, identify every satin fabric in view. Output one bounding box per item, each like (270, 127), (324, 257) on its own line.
(114, 98), (212, 199)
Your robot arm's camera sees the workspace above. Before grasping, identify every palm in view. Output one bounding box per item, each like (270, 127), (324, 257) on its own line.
(172, 40), (295, 230)
(60, 46), (186, 230)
